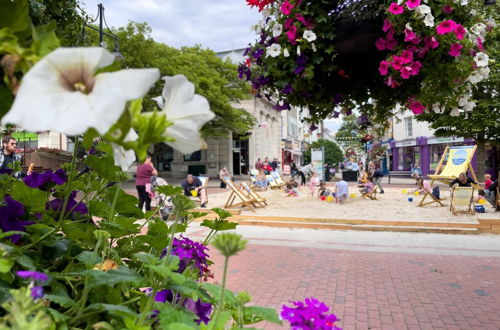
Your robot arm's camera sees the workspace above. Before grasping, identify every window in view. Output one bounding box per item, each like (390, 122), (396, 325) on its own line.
(404, 117), (413, 137)
(183, 150), (201, 162)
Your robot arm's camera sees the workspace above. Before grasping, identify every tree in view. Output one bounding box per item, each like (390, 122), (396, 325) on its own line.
(303, 138), (343, 166)
(334, 115), (364, 151)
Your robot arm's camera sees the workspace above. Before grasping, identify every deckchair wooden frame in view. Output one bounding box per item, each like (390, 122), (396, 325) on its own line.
(266, 175), (282, 190)
(420, 145), (478, 207)
(271, 172), (286, 186)
(240, 182), (268, 208)
(361, 186), (378, 200)
(450, 187), (475, 215)
(223, 178), (257, 212)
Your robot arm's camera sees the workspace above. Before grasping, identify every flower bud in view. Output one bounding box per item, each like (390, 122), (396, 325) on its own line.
(212, 233), (247, 257)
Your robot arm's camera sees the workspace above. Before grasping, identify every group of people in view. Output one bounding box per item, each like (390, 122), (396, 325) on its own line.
(356, 161), (385, 195)
(255, 157), (280, 174)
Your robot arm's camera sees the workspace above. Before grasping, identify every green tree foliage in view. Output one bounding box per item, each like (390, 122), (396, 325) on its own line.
(112, 22), (255, 138)
(334, 115), (364, 150)
(303, 138), (343, 166)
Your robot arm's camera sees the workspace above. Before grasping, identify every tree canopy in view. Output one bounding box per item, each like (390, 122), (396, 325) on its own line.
(303, 138), (343, 166)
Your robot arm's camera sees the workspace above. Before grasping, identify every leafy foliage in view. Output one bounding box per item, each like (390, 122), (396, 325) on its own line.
(304, 139), (344, 166)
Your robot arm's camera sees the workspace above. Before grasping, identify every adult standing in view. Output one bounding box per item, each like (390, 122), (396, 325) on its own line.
(135, 155), (157, 212)
(219, 166), (231, 189)
(0, 136), (30, 177)
(270, 158), (280, 172)
(290, 161), (298, 178)
(297, 163), (313, 186)
(255, 158), (262, 170)
(372, 168), (385, 193)
(181, 174), (208, 208)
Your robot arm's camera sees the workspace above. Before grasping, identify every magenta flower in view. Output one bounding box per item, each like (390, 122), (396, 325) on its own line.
(443, 5), (453, 14)
(400, 66), (412, 79)
(404, 29), (416, 42)
(449, 43), (463, 57)
(161, 235), (210, 277)
(386, 28), (395, 40)
(382, 19), (393, 32)
(296, 13), (313, 28)
(280, 1), (294, 15)
(17, 271), (48, 282)
(476, 37), (484, 51)
(379, 61), (389, 75)
(423, 36), (439, 49)
(287, 25), (297, 43)
(385, 38), (398, 51)
(410, 61), (422, 75)
(454, 24), (466, 40)
(281, 297), (341, 330)
(375, 38), (386, 51)
(391, 56), (404, 70)
(407, 98), (425, 114)
(385, 76), (400, 88)
(388, 2), (404, 15)
(400, 50), (414, 64)
(405, 0), (420, 9)
(284, 18), (294, 30)
(436, 20), (458, 35)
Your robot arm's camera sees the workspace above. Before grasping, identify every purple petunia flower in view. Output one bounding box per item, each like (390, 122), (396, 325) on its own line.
(17, 270), (49, 282)
(282, 84), (293, 94)
(0, 168), (12, 175)
(252, 48), (264, 60)
(155, 289), (212, 324)
(47, 191), (88, 216)
(24, 169), (67, 190)
(294, 55), (308, 75)
(161, 235), (210, 277)
(272, 102), (291, 111)
(332, 94), (343, 105)
(31, 286), (44, 299)
(281, 297), (341, 330)
(310, 124), (318, 131)
(0, 195), (34, 243)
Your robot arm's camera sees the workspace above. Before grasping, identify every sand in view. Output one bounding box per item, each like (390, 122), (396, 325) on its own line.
(206, 185), (499, 224)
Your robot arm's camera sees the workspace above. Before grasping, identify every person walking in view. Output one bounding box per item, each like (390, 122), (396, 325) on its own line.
(297, 162), (313, 186)
(219, 166), (231, 189)
(290, 161), (298, 178)
(1, 136), (30, 177)
(135, 155), (157, 212)
(372, 168), (385, 193)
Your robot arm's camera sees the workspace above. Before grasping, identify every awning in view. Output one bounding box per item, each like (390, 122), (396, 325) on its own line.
(12, 132), (38, 141)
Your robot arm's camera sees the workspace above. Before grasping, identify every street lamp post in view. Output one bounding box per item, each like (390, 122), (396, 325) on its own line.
(82, 3), (124, 60)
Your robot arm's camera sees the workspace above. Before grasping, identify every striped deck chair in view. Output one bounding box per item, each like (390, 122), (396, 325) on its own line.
(450, 187), (475, 215)
(223, 178), (258, 212)
(266, 175), (281, 189)
(240, 182), (267, 208)
(420, 145), (478, 207)
(271, 171), (286, 186)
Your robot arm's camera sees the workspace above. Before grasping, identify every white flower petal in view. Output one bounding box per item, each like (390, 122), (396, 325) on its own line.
(283, 48), (290, 57)
(303, 30), (317, 42)
(1, 47), (160, 136)
(156, 75), (215, 154)
(112, 129), (137, 171)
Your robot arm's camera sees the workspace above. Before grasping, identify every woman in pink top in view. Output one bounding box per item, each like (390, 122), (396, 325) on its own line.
(135, 155), (158, 211)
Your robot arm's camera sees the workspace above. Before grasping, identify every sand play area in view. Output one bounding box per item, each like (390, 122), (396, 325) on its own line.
(207, 185), (499, 224)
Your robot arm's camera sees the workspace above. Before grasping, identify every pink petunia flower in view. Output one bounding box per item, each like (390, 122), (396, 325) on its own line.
(383, 19), (393, 32)
(454, 24), (466, 40)
(410, 61), (422, 75)
(405, 0), (420, 9)
(386, 38), (398, 51)
(476, 37), (484, 51)
(379, 60), (389, 75)
(287, 25), (297, 43)
(423, 36), (439, 49)
(385, 76), (400, 88)
(284, 18), (294, 30)
(400, 50), (414, 64)
(409, 35), (421, 45)
(400, 66), (412, 79)
(417, 47), (429, 58)
(391, 56), (404, 70)
(436, 20), (458, 35)
(407, 98), (425, 114)
(388, 3), (404, 15)
(386, 28), (395, 40)
(404, 29), (416, 42)
(448, 43), (463, 57)
(406, 45), (419, 53)
(443, 5), (453, 14)
(280, 1), (294, 15)
(295, 14), (313, 28)
(376, 38), (387, 51)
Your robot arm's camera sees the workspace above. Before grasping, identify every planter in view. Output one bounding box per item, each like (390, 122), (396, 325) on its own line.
(25, 151), (73, 170)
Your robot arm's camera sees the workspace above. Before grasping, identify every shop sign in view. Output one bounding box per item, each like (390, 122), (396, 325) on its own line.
(395, 139), (417, 147)
(292, 140), (301, 153)
(427, 136), (464, 145)
(282, 139), (292, 149)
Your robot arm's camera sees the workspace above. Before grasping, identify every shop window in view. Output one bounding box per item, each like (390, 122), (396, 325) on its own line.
(184, 150), (202, 162)
(404, 117), (413, 137)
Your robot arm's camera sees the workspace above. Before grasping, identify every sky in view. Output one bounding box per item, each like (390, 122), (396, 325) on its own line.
(81, 0), (262, 52)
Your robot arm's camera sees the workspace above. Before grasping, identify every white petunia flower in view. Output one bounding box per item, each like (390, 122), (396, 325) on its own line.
(303, 30), (317, 42)
(485, 18), (497, 29)
(153, 75), (214, 154)
(397, 0), (403, 4)
(460, 0), (468, 5)
(467, 72), (483, 84)
(112, 129), (137, 171)
(463, 101), (475, 112)
(311, 43), (317, 52)
(1, 47), (159, 136)
(297, 46), (301, 56)
(272, 23), (283, 37)
(470, 23), (486, 35)
(458, 96), (469, 107)
(474, 52), (489, 67)
(262, 8), (272, 18)
(423, 14), (434, 27)
(470, 9), (477, 16)
(283, 48), (290, 57)
(417, 4), (431, 15)
(479, 67), (490, 79)
(432, 103), (443, 114)
(450, 108), (461, 117)
(405, 23), (413, 31)
(266, 43), (281, 57)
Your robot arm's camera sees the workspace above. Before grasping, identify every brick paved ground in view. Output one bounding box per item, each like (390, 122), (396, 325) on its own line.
(187, 226), (500, 330)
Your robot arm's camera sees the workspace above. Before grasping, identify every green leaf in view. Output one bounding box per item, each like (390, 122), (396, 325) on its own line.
(155, 185), (183, 197)
(100, 216), (140, 238)
(14, 254), (35, 269)
(82, 128), (100, 149)
(61, 221), (96, 242)
(84, 267), (144, 289)
(84, 154), (122, 182)
(200, 283), (237, 305)
(0, 259), (13, 273)
(201, 311), (232, 330)
(244, 306), (282, 325)
(200, 219), (237, 232)
(0, 84), (14, 120)
(44, 294), (77, 308)
(165, 323), (196, 330)
(103, 187), (143, 217)
(9, 180), (47, 212)
(31, 22), (60, 57)
(76, 251), (102, 266)
(88, 200), (109, 218)
(0, 0), (30, 32)
(157, 303), (198, 328)
(211, 208), (232, 220)
(86, 303), (138, 318)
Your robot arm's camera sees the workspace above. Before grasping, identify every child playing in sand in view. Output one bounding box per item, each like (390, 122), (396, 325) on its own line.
(309, 172), (320, 197)
(334, 177), (349, 203)
(483, 174), (493, 198)
(360, 176), (374, 194)
(285, 178), (299, 197)
(255, 169), (268, 191)
(317, 181), (331, 199)
(474, 189), (487, 204)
